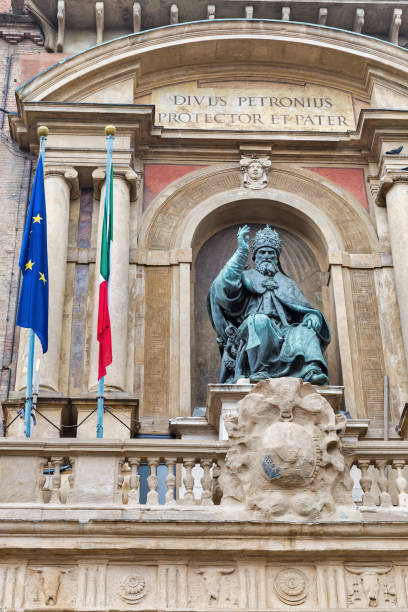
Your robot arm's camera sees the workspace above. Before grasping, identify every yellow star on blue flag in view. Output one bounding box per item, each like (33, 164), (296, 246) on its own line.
(16, 151), (48, 353)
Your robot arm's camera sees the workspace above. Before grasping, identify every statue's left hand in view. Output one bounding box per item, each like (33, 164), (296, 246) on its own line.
(301, 313), (321, 331)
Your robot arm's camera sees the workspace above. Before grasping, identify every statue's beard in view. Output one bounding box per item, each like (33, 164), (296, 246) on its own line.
(256, 261), (276, 276)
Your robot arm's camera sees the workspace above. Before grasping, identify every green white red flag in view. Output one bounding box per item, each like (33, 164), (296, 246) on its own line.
(97, 163), (113, 380)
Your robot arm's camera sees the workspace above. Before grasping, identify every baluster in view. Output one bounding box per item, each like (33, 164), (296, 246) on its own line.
(60, 461), (73, 504)
(147, 458), (159, 505)
(40, 458), (50, 503)
(200, 459), (213, 505)
(182, 459), (196, 504)
(393, 460), (408, 507)
(50, 456), (63, 503)
(212, 461), (222, 505)
(357, 459), (375, 506)
(165, 458), (177, 505)
(376, 459), (392, 507)
(129, 458), (141, 505)
(120, 460), (131, 505)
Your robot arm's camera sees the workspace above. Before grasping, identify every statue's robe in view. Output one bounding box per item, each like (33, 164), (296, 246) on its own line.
(207, 246), (330, 383)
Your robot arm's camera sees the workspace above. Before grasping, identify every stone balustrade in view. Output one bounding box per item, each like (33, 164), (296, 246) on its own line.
(0, 439), (227, 516)
(347, 443), (408, 509)
(0, 438), (408, 518)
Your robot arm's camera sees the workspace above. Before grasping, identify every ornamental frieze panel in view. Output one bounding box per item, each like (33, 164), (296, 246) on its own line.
(0, 559), (403, 609)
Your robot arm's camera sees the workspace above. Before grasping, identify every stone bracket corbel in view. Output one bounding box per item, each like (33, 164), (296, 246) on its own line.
(56, 0), (65, 52)
(25, 0), (56, 51)
(318, 7), (328, 24)
(95, 1), (104, 45)
(353, 8), (364, 33)
(390, 8), (402, 45)
(44, 166), (79, 199)
(92, 166), (139, 200)
(133, 2), (141, 32)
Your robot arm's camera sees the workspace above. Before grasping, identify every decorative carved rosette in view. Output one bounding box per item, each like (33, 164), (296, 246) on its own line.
(274, 568), (308, 605)
(119, 572), (146, 603)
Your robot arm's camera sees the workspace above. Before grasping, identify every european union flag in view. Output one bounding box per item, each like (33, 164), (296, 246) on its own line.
(16, 151), (48, 353)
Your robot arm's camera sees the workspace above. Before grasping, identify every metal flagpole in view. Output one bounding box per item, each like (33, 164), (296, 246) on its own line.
(97, 376), (104, 438)
(96, 126), (115, 438)
(24, 329), (35, 437)
(24, 126), (48, 438)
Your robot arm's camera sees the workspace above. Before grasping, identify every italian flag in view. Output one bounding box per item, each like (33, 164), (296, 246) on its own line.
(97, 164), (113, 380)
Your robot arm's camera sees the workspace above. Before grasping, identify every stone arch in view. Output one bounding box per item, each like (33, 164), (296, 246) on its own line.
(139, 164), (380, 256)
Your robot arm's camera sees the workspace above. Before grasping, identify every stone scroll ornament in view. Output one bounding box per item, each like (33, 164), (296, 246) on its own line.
(208, 225), (330, 385)
(219, 378), (350, 520)
(240, 155), (271, 189)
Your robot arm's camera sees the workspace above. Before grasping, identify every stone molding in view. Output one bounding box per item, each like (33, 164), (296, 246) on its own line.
(44, 166), (79, 199)
(376, 172), (408, 206)
(328, 251), (392, 268)
(0, 23), (43, 45)
(92, 166), (139, 200)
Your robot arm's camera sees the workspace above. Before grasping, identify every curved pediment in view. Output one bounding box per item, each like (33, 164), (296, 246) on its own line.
(16, 20), (408, 108)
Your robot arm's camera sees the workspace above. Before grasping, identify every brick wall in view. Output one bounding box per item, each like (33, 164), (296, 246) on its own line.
(0, 20), (64, 406)
(0, 0), (12, 12)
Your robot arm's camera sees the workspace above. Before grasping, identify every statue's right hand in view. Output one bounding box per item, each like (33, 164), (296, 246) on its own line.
(237, 225), (250, 250)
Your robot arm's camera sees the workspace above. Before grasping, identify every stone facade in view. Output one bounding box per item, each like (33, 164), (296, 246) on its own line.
(2, 1), (408, 611)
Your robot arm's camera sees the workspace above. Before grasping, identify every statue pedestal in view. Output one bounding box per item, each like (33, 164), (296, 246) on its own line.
(73, 397), (139, 439)
(206, 382), (345, 440)
(4, 396), (67, 438)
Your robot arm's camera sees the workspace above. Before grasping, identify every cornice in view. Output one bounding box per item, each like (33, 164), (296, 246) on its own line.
(15, 20), (408, 108)
(9, 103), (408, 160)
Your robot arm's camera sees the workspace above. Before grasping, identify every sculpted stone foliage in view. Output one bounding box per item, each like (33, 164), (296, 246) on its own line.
(220, 377), (349, 519)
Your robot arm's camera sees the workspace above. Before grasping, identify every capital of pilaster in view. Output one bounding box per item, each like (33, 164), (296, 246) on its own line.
(44, 166), (79, 199)
(376, 172), (408, 207)
(92, 166), (139, 200)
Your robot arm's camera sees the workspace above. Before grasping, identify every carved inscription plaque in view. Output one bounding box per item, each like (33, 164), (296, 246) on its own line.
(150, 80), (356, 132)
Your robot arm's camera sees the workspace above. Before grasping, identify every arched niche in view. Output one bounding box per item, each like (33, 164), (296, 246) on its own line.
(140, 164), (382, 420)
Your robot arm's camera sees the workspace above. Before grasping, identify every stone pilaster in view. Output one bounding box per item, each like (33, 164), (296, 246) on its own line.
(88, 167), (138, 392)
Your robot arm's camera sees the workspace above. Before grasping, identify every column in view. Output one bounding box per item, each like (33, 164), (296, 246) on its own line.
(379, 176), (408, 364)
(15, 167), (78, 393)
(179, 263), (191, 415)
(89, 167), (137, 391)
